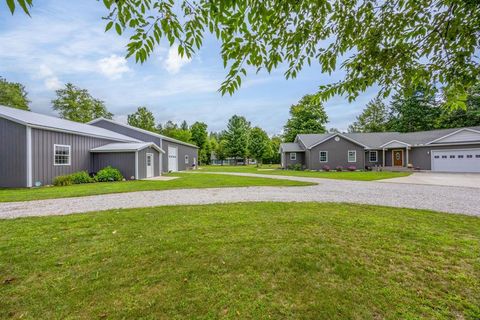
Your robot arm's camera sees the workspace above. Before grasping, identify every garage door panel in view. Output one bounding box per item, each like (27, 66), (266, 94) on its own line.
(432, 149), (480, 172)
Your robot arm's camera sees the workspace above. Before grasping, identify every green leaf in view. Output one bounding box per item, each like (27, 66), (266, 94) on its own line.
(105, 21), (114, 32)
(115, 23), (122, 35)
(6, 0), (15, 14)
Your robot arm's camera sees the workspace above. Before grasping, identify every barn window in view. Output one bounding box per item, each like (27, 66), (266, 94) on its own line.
(54, 144), (71, 166)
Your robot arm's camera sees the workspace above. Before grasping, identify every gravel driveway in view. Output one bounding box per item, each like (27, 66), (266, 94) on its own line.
(1, 172), (479, 219)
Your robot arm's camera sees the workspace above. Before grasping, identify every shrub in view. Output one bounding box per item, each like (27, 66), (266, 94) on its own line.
(347, 165), (357, 171)
(95, 166), (124, 182)
(70, 171), (94, 184)
(335, 166), (343, 172)
(53, 175), (73, 186)
(287, 164), (303, 171)
(322, 165), (330, 172)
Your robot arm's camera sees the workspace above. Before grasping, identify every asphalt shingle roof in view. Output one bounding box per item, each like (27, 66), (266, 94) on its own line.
(295, 126), (480, 149)
(280, 142), (305, 152)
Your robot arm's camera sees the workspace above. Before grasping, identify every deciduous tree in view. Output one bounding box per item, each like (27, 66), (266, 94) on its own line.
(283, 94), (328, 142)
(248, 127), (270, 166)
(52, 83), (113, 123)
(0, 77), (30, 110)
(127, 106), (156, 132)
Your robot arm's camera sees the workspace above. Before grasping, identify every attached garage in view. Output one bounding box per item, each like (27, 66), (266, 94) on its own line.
(431, 149), (480, 173)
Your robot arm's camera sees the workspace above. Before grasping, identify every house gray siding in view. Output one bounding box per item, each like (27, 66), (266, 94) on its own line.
(137, 147), (160, 179)
(31, 128), (114, 186)
(365, 150), (383, 169)
(309, 137), (365, 170)
(162, 141), (198, 172)
(0, 118), (27, 187)
(283, 152), (305, 168)
(92, 152), (136, 180)
(410, 143), (480, 170)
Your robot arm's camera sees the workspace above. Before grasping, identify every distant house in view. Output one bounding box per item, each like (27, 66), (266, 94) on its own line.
(280, 127), (480, 173)
(0, 105), (198, 188)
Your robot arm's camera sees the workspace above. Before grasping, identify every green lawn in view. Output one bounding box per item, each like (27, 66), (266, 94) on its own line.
(0, 203), (478, 319)
(0, 173), (313, 203)
(201, 165), (412, 181)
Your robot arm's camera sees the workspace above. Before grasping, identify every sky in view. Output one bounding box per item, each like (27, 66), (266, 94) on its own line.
(0, 0), (380, 135)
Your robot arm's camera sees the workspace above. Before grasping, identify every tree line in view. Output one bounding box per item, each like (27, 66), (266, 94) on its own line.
(0, 77), (280, 165)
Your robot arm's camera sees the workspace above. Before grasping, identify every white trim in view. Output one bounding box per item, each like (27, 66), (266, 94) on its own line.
(347, 150), (357, 163)
(425, 128), (480, 145)
(308, 133), (369, 149)
(0, 114), (138, 143)
(53, 144), (71, 166)
(135, 151), (139, 179)
(88, 118), (199, 149)
(368, 150), (378, 163)
(319, 150), (328, 162)
(26, 126), (32, 187)
(90, 143), (164, 153)
(290, 152), (297, 160)
(414, 141), (480, 147)
(379, 140), (411, 148)
(146, 152), (154, 178)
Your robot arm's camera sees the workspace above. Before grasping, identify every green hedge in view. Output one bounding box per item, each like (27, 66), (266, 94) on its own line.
(53, 167), (123, 186)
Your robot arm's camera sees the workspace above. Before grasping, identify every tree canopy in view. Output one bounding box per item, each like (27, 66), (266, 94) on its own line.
(283, 94), (328, 142)
(7, 1), (479, 105)
(127, 106), (157, 132)
(348, 98), (388, 133)
(52, 83), (113, 123)
(0, 76), (30, 110)
(248, 127), (270, 165)
(224, 115), (250, 161)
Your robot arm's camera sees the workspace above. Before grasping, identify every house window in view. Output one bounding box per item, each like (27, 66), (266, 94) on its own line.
(348, 150), (356, 163)
(54, 144), (71, 166)
(185, 155), (189, 164)
(319, 151), (328, 162)
(369, 151), (378, 162)
(290, 153), (297, 161)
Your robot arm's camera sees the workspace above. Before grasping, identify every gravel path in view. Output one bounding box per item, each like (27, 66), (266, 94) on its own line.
(1, 172), (479, 219)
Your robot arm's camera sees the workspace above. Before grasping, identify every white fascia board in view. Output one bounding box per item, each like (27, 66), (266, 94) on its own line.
(379, 139), (411, 148)
(26, 126), (32, 187)
(425, 128), (480, 145)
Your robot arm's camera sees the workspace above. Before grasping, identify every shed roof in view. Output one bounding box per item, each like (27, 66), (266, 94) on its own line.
(88, 118), (199, 148)
(0, 105), (139, 142)
(90, 142), (164, 153)
(280, 142), (305, 152)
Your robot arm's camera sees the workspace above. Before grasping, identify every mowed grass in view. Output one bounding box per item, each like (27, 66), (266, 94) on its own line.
(201, 165), (411, 180)
(1, 202), (479, 319)
(0, 173), (313, 203)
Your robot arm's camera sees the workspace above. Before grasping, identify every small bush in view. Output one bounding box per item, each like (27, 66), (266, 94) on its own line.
(322, 165), (330, 172)
(70, 171), (94, 184)
(95, 166), (124, 182)
(335, 166), (343, 172)
(53, 175), (73, 186)
(287, 163), (303, 171)
(347, 165), (357, 171)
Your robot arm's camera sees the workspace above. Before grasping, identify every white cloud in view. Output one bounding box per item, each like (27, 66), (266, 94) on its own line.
(163, 45), (191, 74)
(97, 55), (130, 79)
(44, 77), (62, 90)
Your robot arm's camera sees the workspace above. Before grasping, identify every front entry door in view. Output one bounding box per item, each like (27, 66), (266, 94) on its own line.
(146, 153), (154, 178)
(393, 150), (403, 166)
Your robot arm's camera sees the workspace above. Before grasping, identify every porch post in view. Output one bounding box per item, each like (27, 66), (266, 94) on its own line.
(406, 147), (409, 167)
(382, 148), (385, 167)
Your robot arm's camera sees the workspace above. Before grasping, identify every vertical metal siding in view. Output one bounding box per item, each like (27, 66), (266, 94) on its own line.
(91, 120), (162, 145)
(92, 152), (136, 179)
(31, 128), (115, 185)
(0, 117), (27, 187)
(162, 141), (198, 172)
(137, 147), (160, 179)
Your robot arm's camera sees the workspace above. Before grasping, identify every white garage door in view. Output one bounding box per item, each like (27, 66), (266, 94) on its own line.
(168, 146), (178, 172)
(431, 149), (480, 172)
